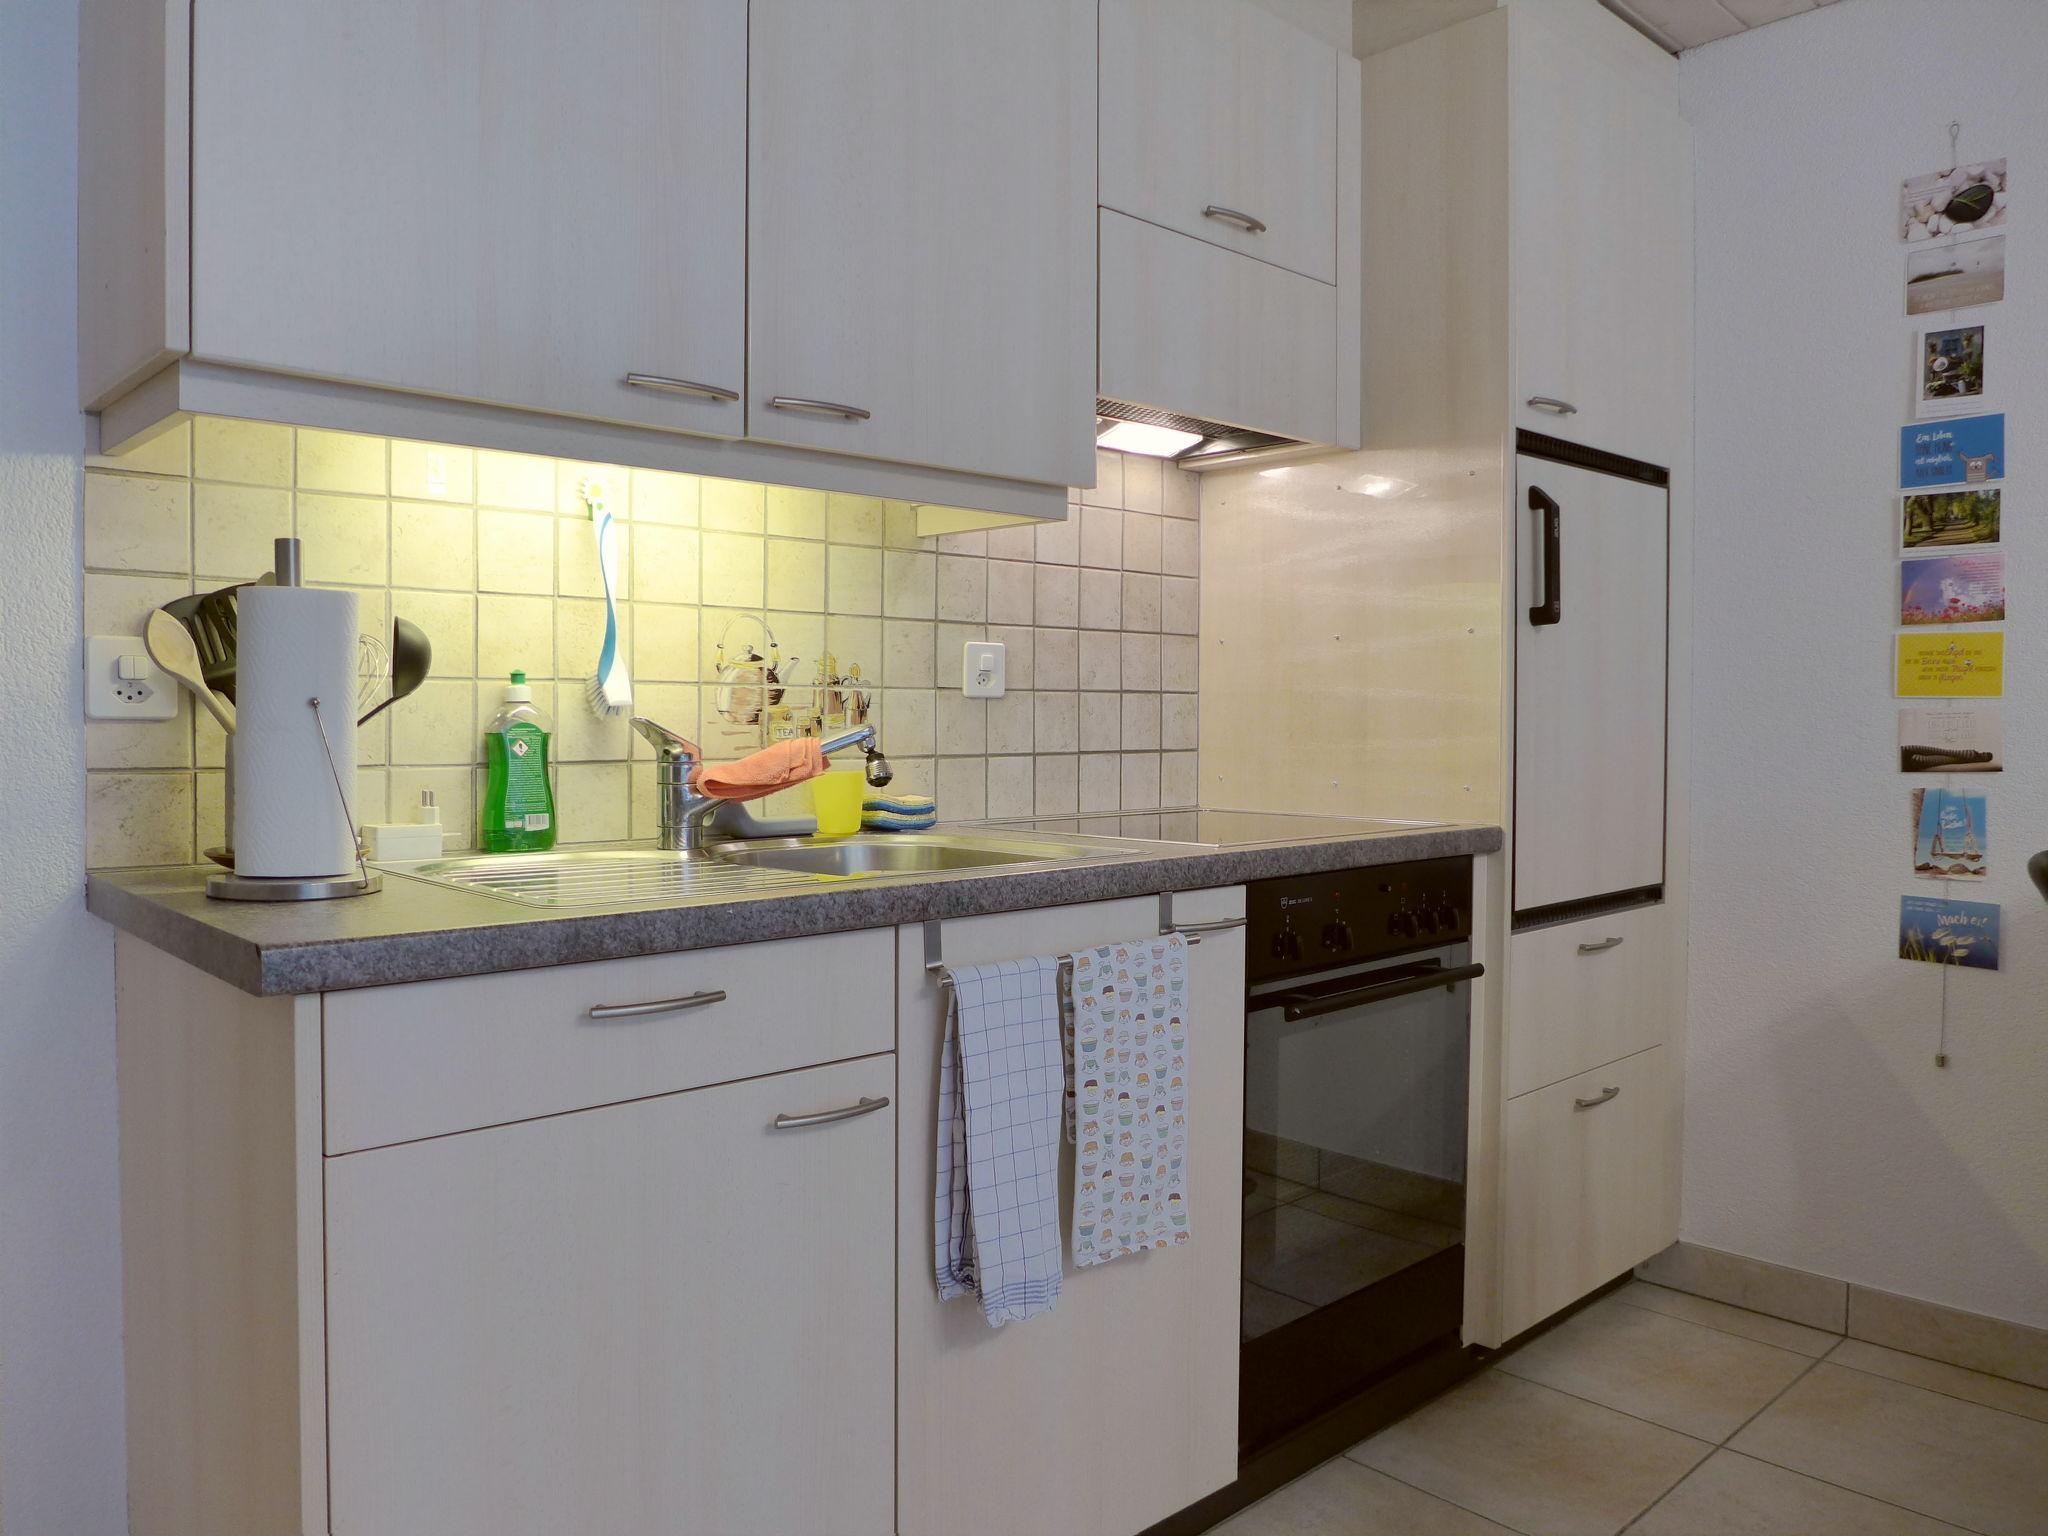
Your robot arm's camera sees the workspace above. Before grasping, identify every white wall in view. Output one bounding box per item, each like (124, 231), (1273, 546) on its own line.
(1682, 0), (2048, 1328)
(0, 0), (128, 1528)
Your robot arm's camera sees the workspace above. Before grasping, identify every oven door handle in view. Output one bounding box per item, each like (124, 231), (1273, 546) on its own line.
(1272, 961), (1486, 1022)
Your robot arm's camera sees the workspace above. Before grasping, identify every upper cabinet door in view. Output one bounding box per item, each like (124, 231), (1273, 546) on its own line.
(1510, 2), (1691, 467)
(1100, 0), (1339, 284)
(190, 0), (747, 437)
(747, 0), (1096, 489)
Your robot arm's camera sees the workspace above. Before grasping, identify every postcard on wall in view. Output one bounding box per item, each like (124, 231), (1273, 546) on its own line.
(1896, 632), (2005, 697)
(1900, 159), (2007, 242)
(1899, 706), (2003, 772)
(1901, 414), (2005, 488)
(1906, 233), (2005, 315)
(1899, 551), (2005, 626)
(1914, 322), (1990, 417)
(1911, 787), (1988, 879)
(1901, 486), (2000, 551)
(1898, 895), (2000, 971)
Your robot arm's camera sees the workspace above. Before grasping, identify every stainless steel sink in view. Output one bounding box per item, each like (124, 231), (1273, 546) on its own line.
(708, 831), (1107, 878)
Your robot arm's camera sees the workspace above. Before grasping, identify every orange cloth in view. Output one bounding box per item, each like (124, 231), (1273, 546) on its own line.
(690, 739), (827, 803)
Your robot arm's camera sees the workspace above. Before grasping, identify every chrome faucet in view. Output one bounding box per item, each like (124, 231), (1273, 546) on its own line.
(631, 716), (893, 853)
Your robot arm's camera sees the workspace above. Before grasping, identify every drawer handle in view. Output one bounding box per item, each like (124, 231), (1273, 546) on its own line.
(623, 373), (740, 403)
(772, 1095), (891, 1131)
(1162, 916), (1248, 947)
(1203, 204), (1267, 234)
(768, 395), (872, 422)
(586, 988), (727, 1021)
(1574, 1085), (1621, 1110)
(1527, 396), (1579, 415)
(1577, 936), (1625, 954)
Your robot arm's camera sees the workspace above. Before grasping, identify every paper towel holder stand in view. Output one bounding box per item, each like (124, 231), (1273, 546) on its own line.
(207, 539), (385, 903)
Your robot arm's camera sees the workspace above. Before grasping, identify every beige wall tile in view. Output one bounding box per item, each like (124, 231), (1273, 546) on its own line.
(827, 493), (884, 546)
(296, 429), (387, 495)
(194, 483), (291, 579)
(559, 513), (628, 600)
(477, 593), (555, 679)
(557, 597), (630, 693)
(90, 418), (188, 477)
(635, 604), (700, 683)
(1035, 628), (1078, 689)
(702, 532), (766, 608)
(84, 571), (190, 635)
(987, 560), (1034, 625)
(390, 441), (474, 503)
(1161, 575), (1199, 635)
(1163, 465), (1199, 520)
(84, 472), (188, 573)
(1080, 449), (1124, 508)
(555, 694), (633, 766)
(701, 478), (766, 533)
(1080, 692), (1120, 752)
(826, 615), (883, 675)
(554, 461), (629, 517)
(392, 589), (475, 677)
(1078, 753), (1120, 811)
(1120, 509), (1162, 572)
(766, 539), (826, 611)
(883, 620), (936, 688)
(195, 770), (225, 856)
(880, 689), (935, 757)
(990, 626), (1033, 689)
(87, 771), (192, 867)
(985, 522), (1035, 561)
(1120, 752), (1160, 809)
(557, 762), (631, 843)
(475, 510), (554, 594)
(630, 684), (700, 755)
(828, 544), (883, 616)
(884, 550), (936, 618)
(1120, 454), (1164, 514)
(935, 529), (986, 556)
(1162, 694), (1197, 751)
(1161, 751), (1198, 805)
(936, 693), (986, 756)
(1033, 755), (1078, 815)
(1079, 630), (1121, 691)
(390, 500), (476, 592)
(935, 554), (986, 622)
(1035, 511), (1080, 566)
(296, 493), (389, 585)
(986, 756), (1034, 817)
(988, 692), (1034, 756)
(392, 679), (478, 766)
(193, 417), (292, 487)
(1162, 517), (1200, 577)
(1079, 504), (1123, 568)
(1121, 573), (1162, 632)
(1034, 564), (1079, 628)
(1120, 694), (1161, 751)
(765, 485), (825, 539)
(86, 708), (191, 771)
(475, 450), (556, 511)
(1034, 692), (1078, 754)
(1121, 633), (1162, 691)
(1079, 567), (1121, 629)
(883, 501), (923, 550)
(1162, 635), (1199, 692)
(389, 766), (475, 852)
(633, 524), (701, 606)
(937, 756), (987, 820)
(631, 468), (699, 526)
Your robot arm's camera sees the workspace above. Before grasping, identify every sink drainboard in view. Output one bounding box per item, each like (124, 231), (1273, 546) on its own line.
(395, 853), (828, 910)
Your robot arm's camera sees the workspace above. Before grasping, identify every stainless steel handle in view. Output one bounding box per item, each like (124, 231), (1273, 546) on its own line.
(587, 989), (726, 1021)
(1162, 916), (1249, 947)
(1577, 936), (1625, 954)
(772, 1095), (890, 1130)
(1202, 204), (1268, 234)
(623, 373), (740, 403)
(1527, 396), (1579, 415)
(768, 396), (872, 421)
(1574, 1085), (1621, 1110)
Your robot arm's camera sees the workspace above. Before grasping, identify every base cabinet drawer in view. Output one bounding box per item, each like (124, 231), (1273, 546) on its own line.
(1499, 1045), (1677, 1339)
(1506, 904), (1672, 1097)
(324, 927), (894, 1151)
(326, 1053), (896, 1536)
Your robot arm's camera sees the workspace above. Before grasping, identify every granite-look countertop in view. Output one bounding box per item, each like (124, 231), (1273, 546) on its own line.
(86, 821), (1502, 996)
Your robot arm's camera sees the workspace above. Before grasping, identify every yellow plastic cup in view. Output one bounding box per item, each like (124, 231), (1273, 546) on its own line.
(809, 770), (865, 837)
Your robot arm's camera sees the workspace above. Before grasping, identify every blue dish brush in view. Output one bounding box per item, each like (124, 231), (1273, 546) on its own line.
(582, 477), (633, 717)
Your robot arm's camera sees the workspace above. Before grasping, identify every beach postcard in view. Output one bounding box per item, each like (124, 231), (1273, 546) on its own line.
(1911, 787), (1987, 879)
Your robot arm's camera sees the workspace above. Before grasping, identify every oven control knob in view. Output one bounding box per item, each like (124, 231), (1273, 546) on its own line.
(1270, 927), (1302, 963)
(1320, 919), (1353, 953)
(1437, 905), (1461, 934)
(1418, 907), (1440, 935)
(1389, 910), (1418, 940)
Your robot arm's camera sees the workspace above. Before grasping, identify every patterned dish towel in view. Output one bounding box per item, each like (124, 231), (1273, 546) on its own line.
(933, 957), (1066, 1327)
(1069, 934), (1192, 1267)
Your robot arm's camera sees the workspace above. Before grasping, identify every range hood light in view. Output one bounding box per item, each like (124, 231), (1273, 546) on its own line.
(1095, 419), (1204, 458)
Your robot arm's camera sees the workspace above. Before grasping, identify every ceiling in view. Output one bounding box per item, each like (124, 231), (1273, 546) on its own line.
(1353, 0), (1844, 56)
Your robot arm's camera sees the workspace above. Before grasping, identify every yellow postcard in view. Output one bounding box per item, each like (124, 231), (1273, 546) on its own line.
(1897, 632), (2004, 697)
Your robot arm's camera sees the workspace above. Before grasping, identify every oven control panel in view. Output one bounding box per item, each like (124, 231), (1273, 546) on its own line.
(1245, 856), (1474, 983)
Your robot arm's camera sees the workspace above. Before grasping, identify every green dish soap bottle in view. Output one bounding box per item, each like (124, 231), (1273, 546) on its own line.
(481, 671), (557, 852)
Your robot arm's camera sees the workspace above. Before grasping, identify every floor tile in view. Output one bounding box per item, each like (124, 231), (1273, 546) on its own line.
(1350, 1369), (1709, 1536)
(1214, 1459), (1515, 1536)
(1615, 1279), (1841, 1357)
(1499, 1292), (1814, 1441)
(1630, 1449), (1974, 1536)
(1245, 1168), (1309, 1217)
(1318, 1153), (1464, 1226)
(1294, 1190), (1461, 1253)
(1242, 1282), (1315, 1340)
(1831, 1337), (2048, 1425)
(1731, 1361), (2048, 1536)
(1244, 1204), (1434, 1308)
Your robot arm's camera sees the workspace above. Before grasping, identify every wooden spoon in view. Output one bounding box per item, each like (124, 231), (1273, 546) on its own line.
(145, 608), (236, 732)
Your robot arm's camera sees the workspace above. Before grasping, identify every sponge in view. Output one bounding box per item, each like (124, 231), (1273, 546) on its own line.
(862, 792), (937, 832)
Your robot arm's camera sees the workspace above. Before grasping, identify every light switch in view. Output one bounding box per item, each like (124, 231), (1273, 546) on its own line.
(962, 640), (1006, 699)
(85, 635), (177, 720)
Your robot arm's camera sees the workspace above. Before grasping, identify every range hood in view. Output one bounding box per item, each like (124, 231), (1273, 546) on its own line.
(1093, 398), (1308, 470)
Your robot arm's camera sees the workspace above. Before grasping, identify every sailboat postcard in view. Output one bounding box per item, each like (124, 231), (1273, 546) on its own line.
(1910, 788), (1988, 879)
(1899, 706), (2003, 772)
(1899, 551), (2005, 625)
(1898, 895), (2000, 970)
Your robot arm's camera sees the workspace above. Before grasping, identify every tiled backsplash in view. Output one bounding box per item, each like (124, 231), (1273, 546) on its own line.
(82, 422), (1200, 866)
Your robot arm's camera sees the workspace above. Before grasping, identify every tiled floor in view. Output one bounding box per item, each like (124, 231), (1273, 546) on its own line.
(1215, 1281), (2048, 1536)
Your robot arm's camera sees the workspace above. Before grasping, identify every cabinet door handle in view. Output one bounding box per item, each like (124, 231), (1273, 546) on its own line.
(1573, 1085), (1621, 1110)
(1162, 916), (1248, 946)
(1202, 204), (1268, 234)
(1528, 485), (1562, 627)
(772, 1095), (890, 1130)
(1526, 396), (1579, 415)
(623, 373), (740, 403)
(586, 988), (727, 1021)
(768, 396), (872, 421)
(1577, 936), (1625, 954)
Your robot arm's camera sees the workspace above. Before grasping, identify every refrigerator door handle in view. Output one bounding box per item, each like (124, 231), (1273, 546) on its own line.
(1528, 485), (1562, 627)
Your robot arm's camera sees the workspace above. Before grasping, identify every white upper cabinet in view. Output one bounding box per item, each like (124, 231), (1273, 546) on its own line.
(1100, 0), (1339, 284)
(190, 0), (748, 438)
(1509, 0), (1692, 467)
(747, 0), (1097, 489)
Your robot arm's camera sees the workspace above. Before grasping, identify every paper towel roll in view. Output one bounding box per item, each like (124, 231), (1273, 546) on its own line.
(233, 585), (361, 878)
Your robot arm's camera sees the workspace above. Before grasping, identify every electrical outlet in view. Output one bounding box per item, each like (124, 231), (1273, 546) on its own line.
(962, 640), (1006, 699)
(85, 635), (177, 720)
